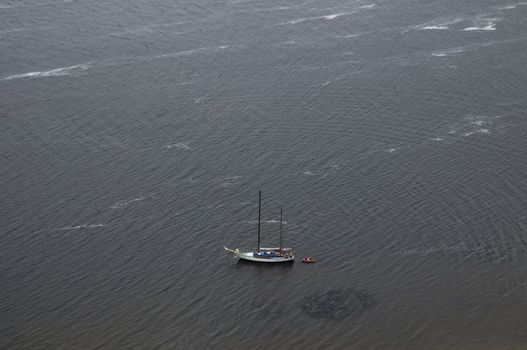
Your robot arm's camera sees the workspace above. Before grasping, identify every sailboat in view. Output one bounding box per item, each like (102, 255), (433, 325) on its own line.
(224, 191), (294, 263)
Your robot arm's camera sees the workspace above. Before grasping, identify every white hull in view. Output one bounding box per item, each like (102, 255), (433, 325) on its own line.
(238, 251), (294, 263)
(225, 247), (294, 263)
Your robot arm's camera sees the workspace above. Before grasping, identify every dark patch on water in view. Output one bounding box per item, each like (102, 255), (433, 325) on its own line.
(301, 289), (374, 320)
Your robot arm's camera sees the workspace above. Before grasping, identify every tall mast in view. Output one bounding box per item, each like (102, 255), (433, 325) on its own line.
(257, 190), (261, 252)
(279, 205), (283, 252)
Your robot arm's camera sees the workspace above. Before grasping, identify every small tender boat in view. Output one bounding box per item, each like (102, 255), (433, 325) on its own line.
(224, 191), (294, 263)
(302, 256), (316, 263)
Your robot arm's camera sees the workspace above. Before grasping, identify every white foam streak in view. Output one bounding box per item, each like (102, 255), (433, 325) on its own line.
(323, 12), (349, 20)
(58, 224), (104, 231)
(156, 47), (208, 59)
(498, 2), (527, 10)
(224, 175), (244, 180)
(463, 25), (496, 31)
(431, 48), (464, 57)
(244, 4), (304, 13)
(447, 115), (497, 138)
(463, 18), (500, 31)
(282, 11), (354, 25)
(414, 17), (464, 31)
(422, 25), (449, 30)
(4, 64), (90, 80)
(165, 142), (192, 150)
(340, 33), (362, 38)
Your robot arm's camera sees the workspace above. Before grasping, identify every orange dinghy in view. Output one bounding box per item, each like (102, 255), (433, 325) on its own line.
(302, 256), (316, 263)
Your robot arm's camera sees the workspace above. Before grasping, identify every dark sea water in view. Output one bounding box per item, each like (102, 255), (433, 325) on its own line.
(2, 0), (527, 349)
